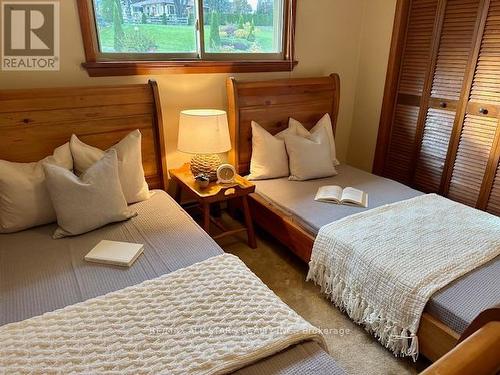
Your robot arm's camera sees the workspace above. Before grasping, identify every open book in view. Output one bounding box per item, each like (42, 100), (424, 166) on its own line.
(315, 186), (368, 208)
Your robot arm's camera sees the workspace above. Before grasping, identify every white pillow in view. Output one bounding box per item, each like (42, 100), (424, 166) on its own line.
(284, 127), (338, 181)
(248, 121), (291, 180)
(0, 143), (73, 233)
(289, 114), (340, 166)
(70, 130), (150, 204)
(44, 150), (137, 239)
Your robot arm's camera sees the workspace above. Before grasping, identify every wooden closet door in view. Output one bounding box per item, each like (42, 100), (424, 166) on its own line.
(445, 0), (500, 209)
(383, 0), (440, 184)
(413, 0), (481, 192)
(486, 161), (500, 214)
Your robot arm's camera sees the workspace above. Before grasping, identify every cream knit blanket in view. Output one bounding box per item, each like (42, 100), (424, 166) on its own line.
(307, 194), (500, 360)
(1, 254), (326, 374)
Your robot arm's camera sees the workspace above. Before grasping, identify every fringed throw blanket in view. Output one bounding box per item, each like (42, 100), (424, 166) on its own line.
(1, 254), (326, 374)
(307, 194), (500, 360)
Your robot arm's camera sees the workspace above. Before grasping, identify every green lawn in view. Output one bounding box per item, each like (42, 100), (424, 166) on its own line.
(97, 23), (276, 54)
(98, 24), (196, 52)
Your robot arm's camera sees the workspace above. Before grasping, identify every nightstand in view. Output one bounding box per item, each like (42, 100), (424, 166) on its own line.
(169, 163), (257, 249)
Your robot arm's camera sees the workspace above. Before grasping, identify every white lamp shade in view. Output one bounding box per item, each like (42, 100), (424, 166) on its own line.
(178, 109), (232, 154)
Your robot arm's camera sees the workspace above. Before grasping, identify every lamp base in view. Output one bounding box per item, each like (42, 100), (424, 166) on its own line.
(190, 154), (222, 182)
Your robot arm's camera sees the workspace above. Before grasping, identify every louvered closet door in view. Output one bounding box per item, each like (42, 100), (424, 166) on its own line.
(413, 0), (481, 192)
(383, 0), (439, 184)
(486, 161), (500, 214)
(447, 0), (500, 209)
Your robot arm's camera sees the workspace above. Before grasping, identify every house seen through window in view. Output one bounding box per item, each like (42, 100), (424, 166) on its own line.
(93, 0), (286, 58)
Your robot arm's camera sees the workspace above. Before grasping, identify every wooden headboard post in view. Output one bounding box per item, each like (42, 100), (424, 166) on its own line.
(0, 80), (168, 191)
(226, 74), (341, 175)
(226, 77), (241, 172)
(149, 80), (169, 190)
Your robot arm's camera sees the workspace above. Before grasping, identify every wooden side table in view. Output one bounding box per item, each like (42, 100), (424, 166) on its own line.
(169, 163), (257, 249)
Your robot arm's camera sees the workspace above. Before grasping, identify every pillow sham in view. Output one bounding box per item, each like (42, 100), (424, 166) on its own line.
(0, 143), (73, 233)
(70, 130), (150, 204)
(44, 150), (137, 239)
(289, 114), (340, 166)
(248, 121), (291, 180)
(284, 127), (337, 181)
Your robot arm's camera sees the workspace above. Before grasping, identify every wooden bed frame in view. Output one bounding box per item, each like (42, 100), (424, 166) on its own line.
(0, 80), (168, 190)
(422, 319), (500, 375)
(226, 74), (462, 363)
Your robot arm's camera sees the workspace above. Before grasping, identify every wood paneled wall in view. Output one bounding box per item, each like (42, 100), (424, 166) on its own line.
(375, 0), (500, 215)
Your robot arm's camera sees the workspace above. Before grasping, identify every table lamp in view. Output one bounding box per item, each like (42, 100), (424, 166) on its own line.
(178, 109), (232, 181)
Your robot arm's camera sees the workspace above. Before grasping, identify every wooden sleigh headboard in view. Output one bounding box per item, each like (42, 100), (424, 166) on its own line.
(226, 74), (340, 175)
(0, 80), (168, 190)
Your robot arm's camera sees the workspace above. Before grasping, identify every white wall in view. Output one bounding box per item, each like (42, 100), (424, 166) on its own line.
(347, 0), (397, 171)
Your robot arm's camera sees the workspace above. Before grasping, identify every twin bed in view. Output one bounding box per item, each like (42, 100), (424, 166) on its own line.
(0, 77), (498, 373)
(0, 82), (344, 374)
(1, 190), (344, 374)
(226, 75), (500, 362)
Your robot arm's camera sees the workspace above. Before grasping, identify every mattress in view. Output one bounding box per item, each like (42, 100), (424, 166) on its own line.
(253, 164), (500, 334)
(253, 164), (423, 233)
(0, 190), (344, 375)
(234, 342), (346, 375)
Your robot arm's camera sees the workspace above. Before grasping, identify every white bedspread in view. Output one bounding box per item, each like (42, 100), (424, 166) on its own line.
(307, 194), (500, 359)
(1, 254), (326, 374)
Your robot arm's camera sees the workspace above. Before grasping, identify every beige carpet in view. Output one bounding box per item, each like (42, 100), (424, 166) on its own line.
(217, 226), (428, 375)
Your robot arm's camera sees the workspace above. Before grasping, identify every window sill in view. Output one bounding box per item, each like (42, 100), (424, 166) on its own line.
(81, 60), (298, 77)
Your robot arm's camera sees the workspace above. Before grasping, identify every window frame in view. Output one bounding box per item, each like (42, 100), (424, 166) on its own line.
(76, 0), (297, 76)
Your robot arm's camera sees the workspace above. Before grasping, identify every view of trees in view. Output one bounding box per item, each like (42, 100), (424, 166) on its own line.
(99, 0), (125, 51)
(232, 0), (253, 14)
(205, 0), (232, 13)
(199, 0), (275, 17)
(173, 0), (190, 17)
(256, 0), (273, 15)
(205, 0), (274, 52)
(94, 0), (279, 54)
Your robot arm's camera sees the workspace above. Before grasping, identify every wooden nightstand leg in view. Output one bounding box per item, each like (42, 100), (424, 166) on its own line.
(241, 196), (257, 249)
(202, 202), (211, 233)
(174, 181), (182, 203)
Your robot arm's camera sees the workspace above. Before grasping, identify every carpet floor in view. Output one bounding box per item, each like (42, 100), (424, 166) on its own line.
(217, 226), (428, 375)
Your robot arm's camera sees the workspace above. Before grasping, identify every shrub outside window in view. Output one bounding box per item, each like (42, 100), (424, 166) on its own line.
(78, 0), (296, 75)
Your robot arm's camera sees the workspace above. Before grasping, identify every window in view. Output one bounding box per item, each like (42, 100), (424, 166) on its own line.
(77, 0), (296, 76)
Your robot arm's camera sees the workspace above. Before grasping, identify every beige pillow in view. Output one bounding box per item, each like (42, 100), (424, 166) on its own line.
(284, 127), (337, 181)
(70, 130), (150, 204)
(248, 121), (291, 180)
(44, 150), (137, 239)
(0, 143), (73, 233)
(289, 114), (340, 166)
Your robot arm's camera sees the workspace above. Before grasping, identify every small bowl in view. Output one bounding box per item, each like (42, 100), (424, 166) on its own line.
(197, 179), (210, 189)
(195, 174), (210, 189)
